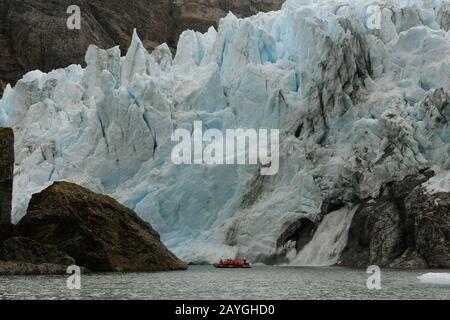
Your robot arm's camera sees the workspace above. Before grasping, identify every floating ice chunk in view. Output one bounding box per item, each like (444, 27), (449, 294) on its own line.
(417, 273), (450, 285)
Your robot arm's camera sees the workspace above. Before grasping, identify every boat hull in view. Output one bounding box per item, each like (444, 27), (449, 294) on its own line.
(213, 264), (252, 268)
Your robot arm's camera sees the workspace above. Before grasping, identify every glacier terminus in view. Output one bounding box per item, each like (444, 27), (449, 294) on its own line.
(1, 0), (450, 265)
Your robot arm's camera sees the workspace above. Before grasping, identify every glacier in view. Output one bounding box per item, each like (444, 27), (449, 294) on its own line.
(1, 0), (450, 264)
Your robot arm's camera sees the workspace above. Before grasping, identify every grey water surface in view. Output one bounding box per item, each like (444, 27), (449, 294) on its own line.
(0, 265), (449, 300)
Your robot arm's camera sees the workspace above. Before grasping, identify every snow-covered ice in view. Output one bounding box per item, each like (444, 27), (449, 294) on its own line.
(2, 0), (450, 263)
(423, 170), (450, 194)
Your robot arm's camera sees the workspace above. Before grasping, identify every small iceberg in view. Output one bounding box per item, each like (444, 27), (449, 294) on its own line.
(417, 273), (450, 285)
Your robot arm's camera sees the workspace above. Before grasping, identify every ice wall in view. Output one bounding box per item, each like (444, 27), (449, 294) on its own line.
(1, 0), (450, 263)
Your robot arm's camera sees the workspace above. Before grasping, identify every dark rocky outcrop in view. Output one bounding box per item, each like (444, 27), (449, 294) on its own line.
(267, 217), (318, 265)
(404, 185), (450, 268)
(277, 217), (317, 253)
(0, 0), (283, 95)
(338, 169), (450, 268)
(0, 236), (75, 266)
(15, 181), (187, 272)
(171, 0), (284, 47)
(0, 127), (13, 241)
(0, 260), (70, 275)
(0, 127), (186, 274)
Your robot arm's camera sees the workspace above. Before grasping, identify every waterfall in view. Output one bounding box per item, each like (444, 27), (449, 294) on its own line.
(289, 206), (358, 267)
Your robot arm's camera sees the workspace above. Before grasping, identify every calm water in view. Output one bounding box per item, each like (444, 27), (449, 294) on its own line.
(0, 266), (449, 300)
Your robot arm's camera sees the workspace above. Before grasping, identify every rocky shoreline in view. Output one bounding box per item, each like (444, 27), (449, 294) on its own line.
(0, 128), (187, 275)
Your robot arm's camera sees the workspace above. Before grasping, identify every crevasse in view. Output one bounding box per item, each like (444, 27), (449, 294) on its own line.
(1, 0), (450, 264)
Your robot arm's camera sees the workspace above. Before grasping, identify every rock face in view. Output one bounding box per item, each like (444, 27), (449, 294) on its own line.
(16, 181), (187, 272)
(0, 236), (75, 266)
(171, 0), (284, 45)
(339, 170), (450, 268)
(0, 127), (13, 239)
(404, 185), (450, 268)
(0, 260), (70, 275)
(0, 0), (283, 95)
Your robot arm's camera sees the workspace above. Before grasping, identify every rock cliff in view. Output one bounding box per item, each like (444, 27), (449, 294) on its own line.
(0, 127), (13, 240)
(339, 170), (450, 268)
(0, 0), (283, 95)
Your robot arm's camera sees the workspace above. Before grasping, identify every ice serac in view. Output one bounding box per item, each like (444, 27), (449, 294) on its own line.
(1, 0), (450, 265)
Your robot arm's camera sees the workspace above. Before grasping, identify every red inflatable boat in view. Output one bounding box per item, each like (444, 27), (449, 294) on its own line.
(214, 259), (252, 268)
